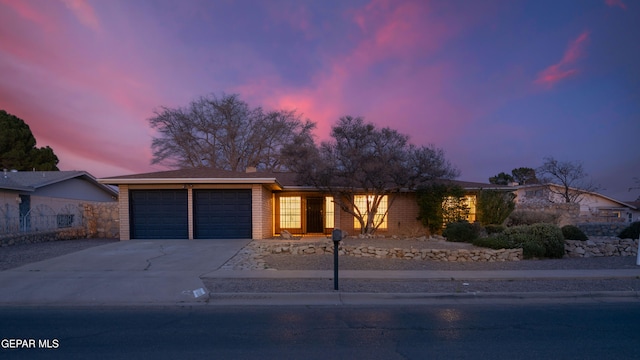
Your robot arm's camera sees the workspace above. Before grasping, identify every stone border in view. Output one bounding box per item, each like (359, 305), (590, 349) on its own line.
(0, 227), (87, 247)
(565, 238), (639, 258)
(254, 240), (523, 262)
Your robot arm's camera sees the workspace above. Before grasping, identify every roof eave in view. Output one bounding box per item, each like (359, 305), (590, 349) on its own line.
(0, 185), (35, 192)
(99, 177), (283, 190)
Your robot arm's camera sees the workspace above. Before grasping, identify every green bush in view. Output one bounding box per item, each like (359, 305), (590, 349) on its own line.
(476, 190), (515, 225)
(484, 224), (505, 235)
(443, 221), (479, 243)
(506, 210), (559, 226)
(619, 222), (640, 239)
(472, 223), (566, 259)
(472, 232), (545, 259)
(521, 240), (547, 259)
(416, 184), (468, 234)
(504, 224), (565, 259)
(507, 233), (544, 259)
(472, 233), (511, 249)
(561, 225), (588, 241)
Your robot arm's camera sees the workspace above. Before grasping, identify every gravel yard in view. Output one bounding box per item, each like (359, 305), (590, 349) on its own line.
(261, 252), (639, 271)
(0, 239), (118, 271)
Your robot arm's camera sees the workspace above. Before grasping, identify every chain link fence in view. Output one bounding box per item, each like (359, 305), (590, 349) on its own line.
(0, 203), (82, 235)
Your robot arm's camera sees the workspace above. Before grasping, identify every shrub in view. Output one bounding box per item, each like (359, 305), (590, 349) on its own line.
(521, 240), (547, 259)
(472, 223), (565, 259)
(504, 233), (543, 259)
(476, 190), (515, 225)
(561, 225), (588, 241)
(619, 222), (640, 239)
(472, 233), (511, 249)
(472, 232), (544, 259)
(506, 210), (559, 226)
(484, 224), (505, 235)
(504, 224), (565, 259)
(416, 184), (468, 234)
(443, 221), (479, 243)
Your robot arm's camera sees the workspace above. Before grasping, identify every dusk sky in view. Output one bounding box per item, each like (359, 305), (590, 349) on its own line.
(1, 0), (638, 201)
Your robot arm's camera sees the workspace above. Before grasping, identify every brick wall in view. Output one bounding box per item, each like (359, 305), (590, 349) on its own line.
(261, 186), (273, 239)
(335, 193), (426, 236)
(385, 193), (425, 236)
(251, 184), (274, 239)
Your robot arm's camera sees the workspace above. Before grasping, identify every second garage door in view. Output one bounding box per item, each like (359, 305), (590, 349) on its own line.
(193, 189), (252, 239)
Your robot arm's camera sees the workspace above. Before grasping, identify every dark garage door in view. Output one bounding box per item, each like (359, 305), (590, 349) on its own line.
(129, 190), (188, 239)
(194, 189), (252, 239)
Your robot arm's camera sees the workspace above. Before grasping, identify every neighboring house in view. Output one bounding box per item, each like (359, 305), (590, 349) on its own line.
(626, 201), (640, 222)
(100, 168), (507, 240)
(513, 184), (639, 223)
(0, 170), (119, 233)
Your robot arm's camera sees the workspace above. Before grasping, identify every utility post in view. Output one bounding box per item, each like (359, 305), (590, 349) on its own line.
(332, 229), (344, 290)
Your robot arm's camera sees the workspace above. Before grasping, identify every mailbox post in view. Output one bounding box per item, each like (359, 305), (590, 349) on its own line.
(332, 229), (343, 291)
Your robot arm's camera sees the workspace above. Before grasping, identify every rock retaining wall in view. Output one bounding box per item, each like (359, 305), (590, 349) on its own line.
(255, 241), (523, 262)
(82, 202), (119, 238)
(0, 227), (87, 247)
(576, 223), (628, 238)
(565, 238), (639, 258)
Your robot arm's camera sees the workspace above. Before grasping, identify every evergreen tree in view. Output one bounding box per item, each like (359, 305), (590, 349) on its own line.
(0, 110), (59, 171)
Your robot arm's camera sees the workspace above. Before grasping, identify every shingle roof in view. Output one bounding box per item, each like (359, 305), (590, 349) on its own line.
(0, 170), (118, 197)
(0, 174), (33, 191)
(1, 170), (86, 188)
(100, 168), (504, 191)
(101, 168), (301, 188)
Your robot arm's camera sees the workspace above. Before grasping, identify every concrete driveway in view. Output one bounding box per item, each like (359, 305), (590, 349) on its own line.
(0, 239), (251, 306)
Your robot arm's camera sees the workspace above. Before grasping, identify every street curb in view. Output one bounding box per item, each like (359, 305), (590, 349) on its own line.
(0, 291), (637, 308)
(205, 290), (640, 306)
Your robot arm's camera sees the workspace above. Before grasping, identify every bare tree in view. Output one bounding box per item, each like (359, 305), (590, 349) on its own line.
(149, 94), (315, 171)
(284, 116), (459, 234)
(537, 156), (599, 203)
(630, 177), (640, 201)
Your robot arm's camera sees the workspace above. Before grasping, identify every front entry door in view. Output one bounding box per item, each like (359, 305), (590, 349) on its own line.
(306, 198), (324, 233)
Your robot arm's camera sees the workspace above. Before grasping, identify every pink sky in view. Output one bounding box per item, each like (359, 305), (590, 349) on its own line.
(0, 0), (638, 201)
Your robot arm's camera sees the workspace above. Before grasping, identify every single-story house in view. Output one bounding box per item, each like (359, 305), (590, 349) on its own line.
(513, 184), (639, 223)
(99, 168), (507, 240)
(0, 170), (118, 233)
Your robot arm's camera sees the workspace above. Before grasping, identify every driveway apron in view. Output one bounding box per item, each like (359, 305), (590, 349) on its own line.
(0, 239), (252, 306)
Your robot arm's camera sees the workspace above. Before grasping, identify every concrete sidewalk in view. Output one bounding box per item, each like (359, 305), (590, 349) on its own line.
(204, 268), (640, 281)
(203, 267), (640, 305)
(0, 240), (638, 306)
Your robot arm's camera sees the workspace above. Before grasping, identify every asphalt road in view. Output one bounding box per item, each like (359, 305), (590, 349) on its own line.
(1, 303), (639, 359)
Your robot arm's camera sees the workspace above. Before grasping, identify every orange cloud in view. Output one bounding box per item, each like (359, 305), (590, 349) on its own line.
(535, 31), (590, 87)
(234, 0), (469, 146)
(605, 0), (627, 10)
